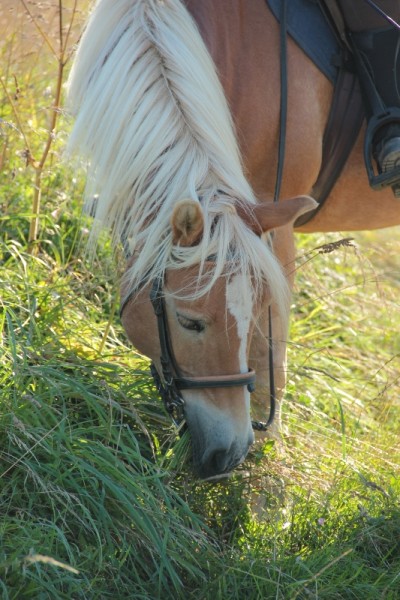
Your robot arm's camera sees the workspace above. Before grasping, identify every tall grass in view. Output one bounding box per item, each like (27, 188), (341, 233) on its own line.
(1, 2), (399, 598)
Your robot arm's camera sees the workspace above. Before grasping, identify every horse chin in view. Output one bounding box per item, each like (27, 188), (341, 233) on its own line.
(199, 453), (248, 482)
(192, 440), (251, 480)
(201, 472), (233, 483)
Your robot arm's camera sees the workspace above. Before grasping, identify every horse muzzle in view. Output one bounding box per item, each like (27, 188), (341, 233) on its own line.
(197, 446), (252, 480)
(184, 399), (255, 479)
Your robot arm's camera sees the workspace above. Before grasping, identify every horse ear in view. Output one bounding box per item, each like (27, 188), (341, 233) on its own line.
(171, 199), (204, 246)
(238, 195), (318, 234)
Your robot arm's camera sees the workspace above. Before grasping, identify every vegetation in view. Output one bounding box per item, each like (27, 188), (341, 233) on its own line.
(1, 2), (399, 598)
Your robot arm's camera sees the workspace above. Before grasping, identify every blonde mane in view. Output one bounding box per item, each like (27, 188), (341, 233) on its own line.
(67, 0), (288, 312)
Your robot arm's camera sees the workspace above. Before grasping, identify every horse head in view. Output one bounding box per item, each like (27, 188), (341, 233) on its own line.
(121, 196), (315, 479)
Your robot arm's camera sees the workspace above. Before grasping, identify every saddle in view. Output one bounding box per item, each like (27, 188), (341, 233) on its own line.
(267, 0), (365, 226)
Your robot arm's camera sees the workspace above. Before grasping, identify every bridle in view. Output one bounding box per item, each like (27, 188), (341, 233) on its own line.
(150, 273), (257, 427)
(120, 272), (276, 431)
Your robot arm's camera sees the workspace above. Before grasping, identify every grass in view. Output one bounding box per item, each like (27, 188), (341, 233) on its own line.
(1, 2), (399, 598)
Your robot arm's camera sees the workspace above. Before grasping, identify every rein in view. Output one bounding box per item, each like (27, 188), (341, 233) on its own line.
(248, 0), (288, 431)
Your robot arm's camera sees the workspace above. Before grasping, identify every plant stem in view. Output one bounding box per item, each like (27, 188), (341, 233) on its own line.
(27, 0), (79, 251)
(28, 55), (65, 250)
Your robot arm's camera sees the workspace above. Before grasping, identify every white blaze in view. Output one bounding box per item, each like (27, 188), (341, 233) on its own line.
(226, 274), (253, 372)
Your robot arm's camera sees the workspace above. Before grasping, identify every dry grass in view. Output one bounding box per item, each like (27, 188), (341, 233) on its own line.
(0, 1), (87, 60)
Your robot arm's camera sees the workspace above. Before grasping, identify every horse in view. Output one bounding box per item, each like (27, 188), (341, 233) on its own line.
(66, 0), (400, 481)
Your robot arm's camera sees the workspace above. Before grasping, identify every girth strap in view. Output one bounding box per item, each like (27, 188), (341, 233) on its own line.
(296, 67), (364, 227)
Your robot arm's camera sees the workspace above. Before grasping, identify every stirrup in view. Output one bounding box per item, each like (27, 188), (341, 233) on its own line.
(378, 137), (400, 173)
(364, 108), (400, 197)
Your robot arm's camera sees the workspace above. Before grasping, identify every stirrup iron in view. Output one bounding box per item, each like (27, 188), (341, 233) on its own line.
(364, 109), (400, 196)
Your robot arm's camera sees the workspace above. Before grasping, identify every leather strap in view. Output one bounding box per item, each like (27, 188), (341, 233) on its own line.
(174, 370), (256, 391)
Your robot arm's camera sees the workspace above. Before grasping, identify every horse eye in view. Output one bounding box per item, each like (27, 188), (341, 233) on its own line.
(177, 313), (205, 333)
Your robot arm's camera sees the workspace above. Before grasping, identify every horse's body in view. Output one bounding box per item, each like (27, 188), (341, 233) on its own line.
(68, 0), (400, 479)
(187, 0), (400, 231)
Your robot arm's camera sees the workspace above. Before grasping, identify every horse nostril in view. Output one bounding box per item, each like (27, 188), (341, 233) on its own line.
(199, 447), (231, 478)
(210, 449), (231, 475)
(200, 443), (250, 479)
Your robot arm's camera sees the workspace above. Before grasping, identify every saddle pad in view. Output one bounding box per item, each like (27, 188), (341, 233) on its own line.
(266, 0), (339, 83)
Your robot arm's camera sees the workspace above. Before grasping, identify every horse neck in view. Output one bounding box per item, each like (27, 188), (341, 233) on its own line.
(186, 0), (333, 200)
